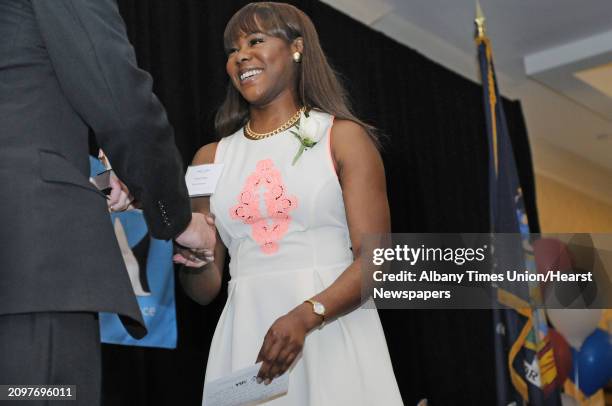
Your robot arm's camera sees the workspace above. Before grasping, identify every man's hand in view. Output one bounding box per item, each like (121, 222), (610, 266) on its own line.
(175, 212), (216, 252)
(107, 173), (134, 212)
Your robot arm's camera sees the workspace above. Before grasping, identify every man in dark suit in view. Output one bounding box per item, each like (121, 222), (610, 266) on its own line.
(0, 0), (213, 404)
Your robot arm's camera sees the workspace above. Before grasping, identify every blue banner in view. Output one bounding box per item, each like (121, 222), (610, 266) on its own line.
(90, 157), (177, 349)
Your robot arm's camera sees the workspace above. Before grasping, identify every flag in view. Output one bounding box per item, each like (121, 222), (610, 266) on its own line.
(475, 4), (561, 405)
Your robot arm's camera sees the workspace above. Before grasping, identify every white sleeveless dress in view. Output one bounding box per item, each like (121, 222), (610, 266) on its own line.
(204, 111), (403, 405)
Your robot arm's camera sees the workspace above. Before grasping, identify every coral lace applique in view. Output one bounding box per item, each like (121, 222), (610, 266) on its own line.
(229, 159), (298, 254)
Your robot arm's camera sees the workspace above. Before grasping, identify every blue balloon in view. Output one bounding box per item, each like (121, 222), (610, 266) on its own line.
(568, 329), (612, 397)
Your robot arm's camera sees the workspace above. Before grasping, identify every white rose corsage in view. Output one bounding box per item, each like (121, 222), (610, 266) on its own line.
(290, 110), (324, 165)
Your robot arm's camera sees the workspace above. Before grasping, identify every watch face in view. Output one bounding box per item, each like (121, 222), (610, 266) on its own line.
(313, 302), (325, 315)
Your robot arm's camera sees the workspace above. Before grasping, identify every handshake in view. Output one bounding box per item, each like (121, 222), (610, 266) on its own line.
(102, 166), (216, 268)
(174, 213), (217, 268)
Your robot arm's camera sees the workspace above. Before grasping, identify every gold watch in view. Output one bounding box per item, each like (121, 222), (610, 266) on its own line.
(304, 299), (326, 328)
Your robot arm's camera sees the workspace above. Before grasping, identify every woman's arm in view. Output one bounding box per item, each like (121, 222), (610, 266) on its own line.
(175, 142), (227, 306)
(256, 119), (390, 383)
(305, 119), (390, 318)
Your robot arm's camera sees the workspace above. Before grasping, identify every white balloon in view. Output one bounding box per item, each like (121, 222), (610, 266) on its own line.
(547, 308), (602, 349)
(560, 393), (578, 406)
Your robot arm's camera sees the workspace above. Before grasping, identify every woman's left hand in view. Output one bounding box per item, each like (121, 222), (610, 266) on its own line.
(256, 305), (318, 384)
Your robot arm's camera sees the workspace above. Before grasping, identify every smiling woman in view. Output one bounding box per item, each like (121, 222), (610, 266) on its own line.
(215, 1), (376, 141)
(176, 2), (403, 405)
(225, 31), (299, 120)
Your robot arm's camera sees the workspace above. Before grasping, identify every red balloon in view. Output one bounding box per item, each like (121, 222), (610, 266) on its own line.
(548, 328), (573, 387)
(533, 239), (572, 296)
(533, 239), (572, 274)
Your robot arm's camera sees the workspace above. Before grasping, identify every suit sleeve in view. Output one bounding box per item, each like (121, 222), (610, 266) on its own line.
(31, 0), (191, 240)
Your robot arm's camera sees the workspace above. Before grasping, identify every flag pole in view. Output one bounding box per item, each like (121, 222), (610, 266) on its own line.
(475, 2), (559, 403)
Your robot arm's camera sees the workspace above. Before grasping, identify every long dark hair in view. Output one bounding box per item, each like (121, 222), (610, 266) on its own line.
(215, 2), (377, 143)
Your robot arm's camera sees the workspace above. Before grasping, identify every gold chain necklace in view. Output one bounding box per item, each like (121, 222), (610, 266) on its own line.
(244, 106), (306, 140)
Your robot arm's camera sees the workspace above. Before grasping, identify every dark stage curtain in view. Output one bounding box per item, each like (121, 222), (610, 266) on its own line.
(101, 1), (540, 405)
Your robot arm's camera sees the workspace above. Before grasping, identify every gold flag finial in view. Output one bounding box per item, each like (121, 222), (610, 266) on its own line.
(475, 0), (486, 38)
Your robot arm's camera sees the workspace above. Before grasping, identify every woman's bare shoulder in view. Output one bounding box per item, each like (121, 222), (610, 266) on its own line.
(330, 119), (379, 164)
(192, 142), (218, 165)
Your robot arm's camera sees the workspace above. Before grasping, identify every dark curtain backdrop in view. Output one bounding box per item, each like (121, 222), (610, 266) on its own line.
(101, 1), (540, 405)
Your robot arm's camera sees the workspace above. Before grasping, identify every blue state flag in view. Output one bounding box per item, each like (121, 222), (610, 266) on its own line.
(475, 15), (561, 406)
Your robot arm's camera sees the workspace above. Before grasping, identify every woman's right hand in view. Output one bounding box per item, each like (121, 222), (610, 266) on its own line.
(173, 246), (215, 268)
(173, 213), (216, 267)
(177, 141), (226, 304)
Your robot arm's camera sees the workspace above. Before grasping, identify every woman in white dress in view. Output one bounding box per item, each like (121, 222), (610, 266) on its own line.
(174, 2), (403, 405)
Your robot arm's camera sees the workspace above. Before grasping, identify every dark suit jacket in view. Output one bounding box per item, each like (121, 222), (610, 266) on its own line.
(0, 0), (192, 338)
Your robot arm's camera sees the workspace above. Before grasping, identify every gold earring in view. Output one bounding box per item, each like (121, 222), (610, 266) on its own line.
(293, 52), (302, 63)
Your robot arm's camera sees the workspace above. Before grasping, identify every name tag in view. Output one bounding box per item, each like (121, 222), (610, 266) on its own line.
(185, 164), (224, 197)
